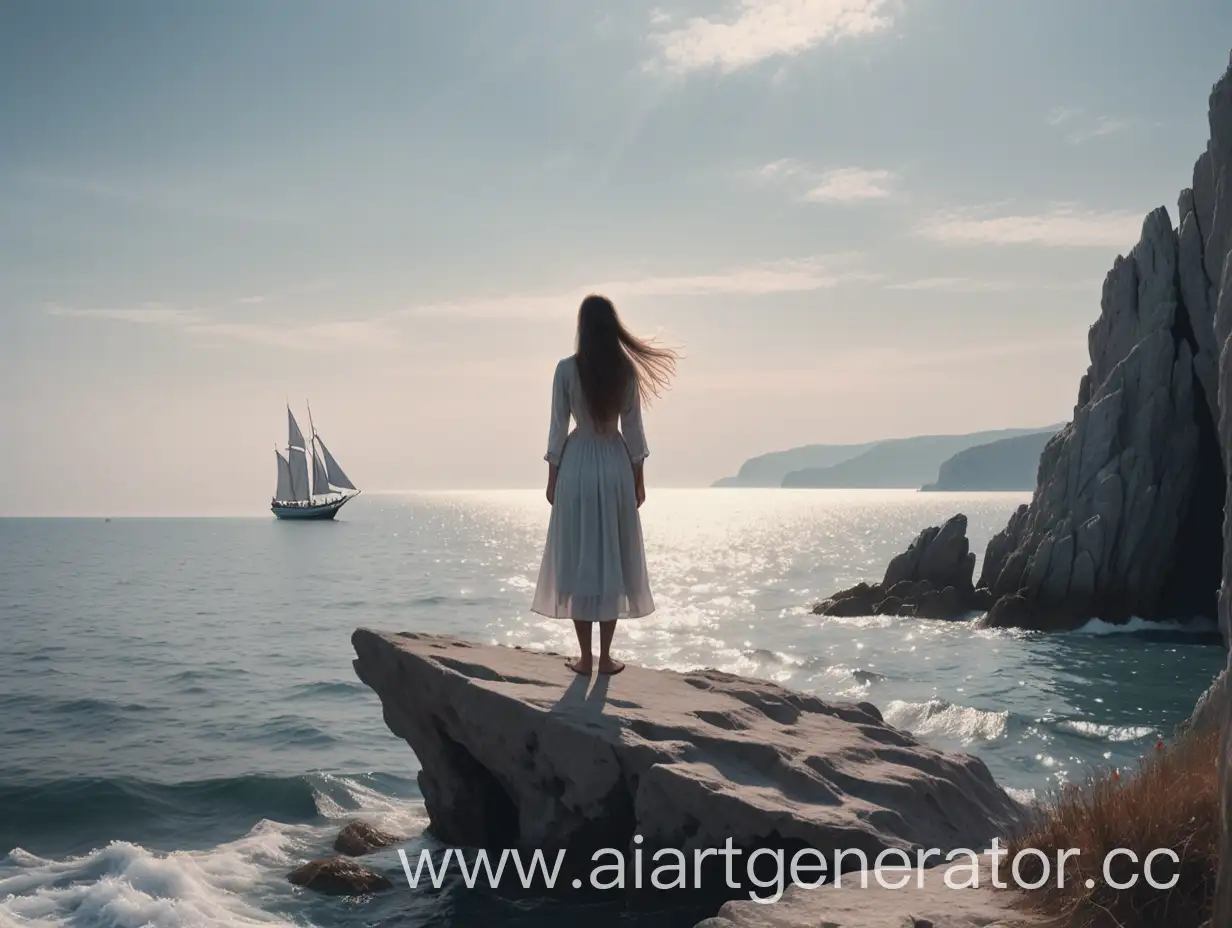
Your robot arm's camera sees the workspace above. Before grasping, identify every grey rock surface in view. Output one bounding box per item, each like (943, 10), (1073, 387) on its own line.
(695, 863), (1040, 927)
(351, 630), (1024, 897)
(1187, 668), (1227, 737)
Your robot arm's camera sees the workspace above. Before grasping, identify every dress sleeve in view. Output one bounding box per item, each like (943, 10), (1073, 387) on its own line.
(620, 379), (649, 464)
(544, 360), (571, 465)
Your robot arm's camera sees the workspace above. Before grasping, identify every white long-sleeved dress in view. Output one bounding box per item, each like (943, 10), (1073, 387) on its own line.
(531, 355), (655, 621)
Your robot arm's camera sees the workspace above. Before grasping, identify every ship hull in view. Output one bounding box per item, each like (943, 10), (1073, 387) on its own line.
(271, 494), (355, 520)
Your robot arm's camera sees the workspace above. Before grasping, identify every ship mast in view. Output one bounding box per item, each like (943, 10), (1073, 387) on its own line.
(307, 399), (317, 500)
(306, 399), (335, 499)
(287, 401), (294, 500)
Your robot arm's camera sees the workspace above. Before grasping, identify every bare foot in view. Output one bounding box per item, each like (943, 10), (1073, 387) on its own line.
(567, 658), (593, 675)
(597, 658), (626, 676)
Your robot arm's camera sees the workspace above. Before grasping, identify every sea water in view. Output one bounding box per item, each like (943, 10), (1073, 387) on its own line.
(0, 489), (1223, 927)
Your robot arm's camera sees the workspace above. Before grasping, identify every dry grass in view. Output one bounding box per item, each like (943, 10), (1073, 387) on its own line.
(1009, 727), (1219, 927)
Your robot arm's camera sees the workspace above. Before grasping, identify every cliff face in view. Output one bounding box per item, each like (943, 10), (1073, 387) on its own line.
(1216, 52), (1232, 928)
(870, 56), (1232, 633)
(975, 59), (1232, 629)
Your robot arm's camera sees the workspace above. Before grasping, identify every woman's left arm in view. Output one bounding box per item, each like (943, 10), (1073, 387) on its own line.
(621, 381), (648, 507)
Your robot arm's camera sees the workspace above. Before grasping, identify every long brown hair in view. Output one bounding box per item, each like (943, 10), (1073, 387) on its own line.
(575, 294), (677, 425)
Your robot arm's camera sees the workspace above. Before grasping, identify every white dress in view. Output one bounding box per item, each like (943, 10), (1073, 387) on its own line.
(532, 355), (655, 621)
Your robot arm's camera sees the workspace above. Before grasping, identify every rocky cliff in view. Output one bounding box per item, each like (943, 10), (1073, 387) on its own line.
(921, 430), (1059, 491)
(1215, 50), (1232, 928)
(974, 56), (1232, 629)
(973, 196), (1226, 628)
(714, 441), (877, 487)
(781, 427), (1054, 490)
(821, 55), (1232, 634)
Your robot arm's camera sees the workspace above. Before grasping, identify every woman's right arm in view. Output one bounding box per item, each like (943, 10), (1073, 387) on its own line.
(544, 360), (570, 504)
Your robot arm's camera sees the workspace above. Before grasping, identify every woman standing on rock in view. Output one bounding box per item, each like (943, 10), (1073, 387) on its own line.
(532, 295), (677, 675)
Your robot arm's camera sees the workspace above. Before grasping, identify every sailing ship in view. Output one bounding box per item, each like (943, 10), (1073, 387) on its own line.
(272, 404), (359, 520)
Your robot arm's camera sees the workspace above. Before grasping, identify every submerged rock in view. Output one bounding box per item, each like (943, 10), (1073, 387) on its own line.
(982, 593), (1033, 630)
(333, 820), (401, 857)
(352, 630), (1023, 897)
(287, 856), (393, 895)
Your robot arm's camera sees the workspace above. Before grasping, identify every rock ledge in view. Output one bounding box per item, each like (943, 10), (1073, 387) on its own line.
(352, 629), (1023, 899)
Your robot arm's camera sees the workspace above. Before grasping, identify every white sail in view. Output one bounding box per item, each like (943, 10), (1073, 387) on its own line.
(317, 436), (357, 491)
(275, 451), (293, 501)
(311, 446), (331, 497)
(288, 408), (306, 450)
(288, 447), (311, 501)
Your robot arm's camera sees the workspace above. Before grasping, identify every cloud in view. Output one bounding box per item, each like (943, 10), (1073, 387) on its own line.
(915, 204), (1144, 248)
(233, 278), (337, 307)
(684, 335), (1086, 396)
(1046, 106), (1082, 127)
(1044, 107), (1139, 144)
(803, 167), (896, 202)
(886, 277), (1018, 293)
(887, 276), (1103, 293)
(403, 254), (881, 319)
(616, 255), (880, 296)
(44, 304), (208, 326)
(755, 158), (810, 182)
(754, 160), (899, 203)
(650, 0), (896, 74)
(20, 170), (303, 225)
(186, 320), (394, 350)
(43, 303), (392, 351)
(1065, 116), (1136, 145)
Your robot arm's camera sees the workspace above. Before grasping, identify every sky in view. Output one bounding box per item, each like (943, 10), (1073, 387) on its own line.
(2, 0), (1231, 515)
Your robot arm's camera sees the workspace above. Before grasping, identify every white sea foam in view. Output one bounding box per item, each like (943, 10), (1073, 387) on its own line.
(817, 613), (897, 630)
(1053, 720), (1157, 742)
(0, 778), (428, 928)
(0, 825), (303, 928)
(1070, 615), (1219, 636)
(1003, 786), (1038, 807)
(311, 773), (429, 837)
(882, 699), (1011, 744)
